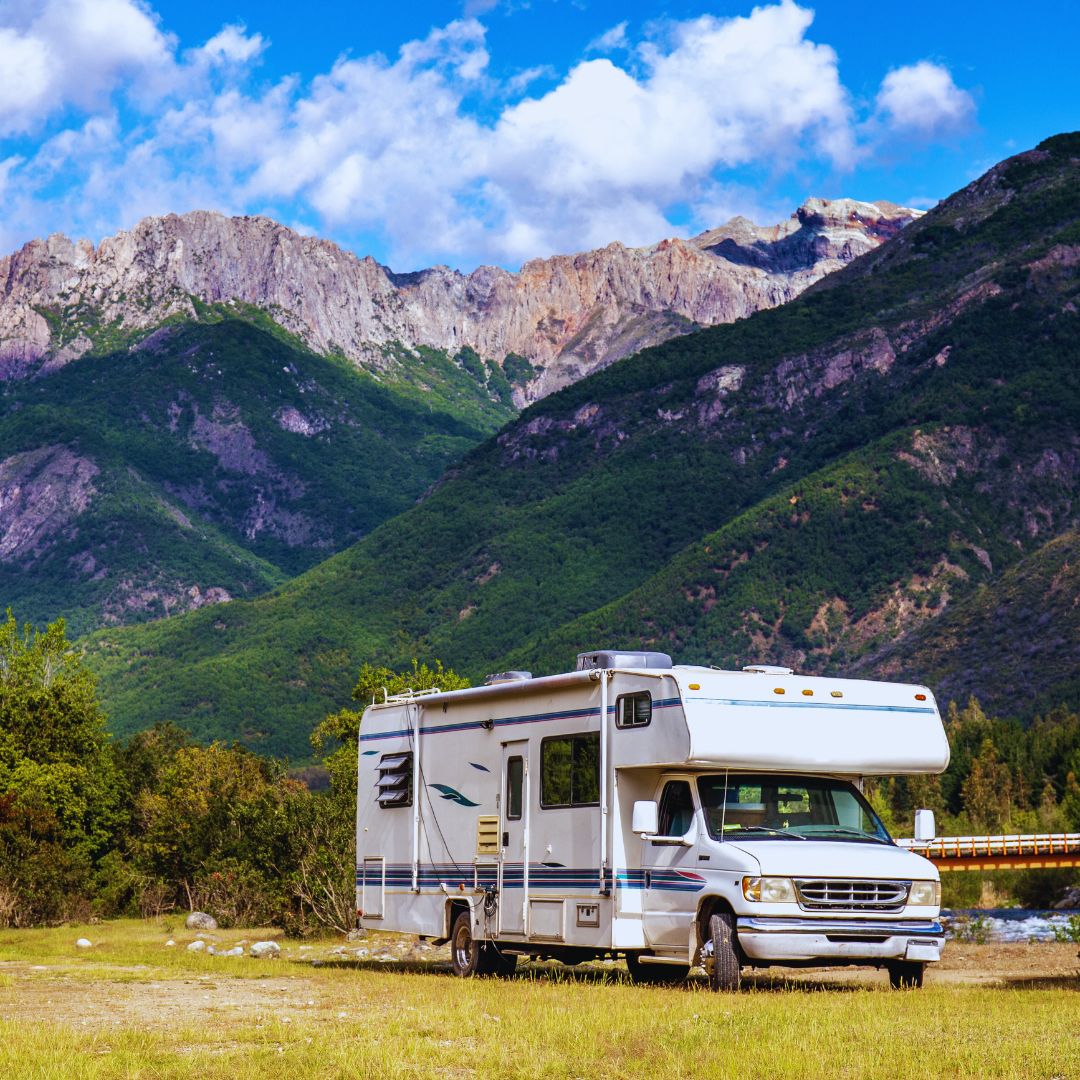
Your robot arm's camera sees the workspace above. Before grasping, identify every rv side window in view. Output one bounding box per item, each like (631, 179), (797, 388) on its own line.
(376, 751), (413, 808)
(616, 692), (651, 729)
(657, 780), (695, 837)
(506, 756), (524, 820)
(540, 734), (600, 808)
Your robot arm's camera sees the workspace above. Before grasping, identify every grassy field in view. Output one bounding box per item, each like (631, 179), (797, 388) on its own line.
(0, 921), (1076, 1078)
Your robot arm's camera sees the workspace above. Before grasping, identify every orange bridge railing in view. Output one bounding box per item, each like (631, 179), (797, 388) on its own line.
(898, 833), (1080, 872)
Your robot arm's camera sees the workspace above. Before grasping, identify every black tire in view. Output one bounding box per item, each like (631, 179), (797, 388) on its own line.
(708, 912), (741, 992)
(887, 960), (924, 989)
(450, 910), (481, 977)
(450, 911), (517, 978)
(625, 952), (690, 984)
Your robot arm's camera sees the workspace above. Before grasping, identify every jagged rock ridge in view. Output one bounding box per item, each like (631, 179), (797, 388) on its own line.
(0, 199), (919, 402)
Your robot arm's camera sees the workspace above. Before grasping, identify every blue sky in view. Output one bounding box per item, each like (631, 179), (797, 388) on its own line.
(1, 0), (1077, 270)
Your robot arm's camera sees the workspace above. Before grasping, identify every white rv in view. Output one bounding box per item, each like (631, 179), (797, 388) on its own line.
(356, 651), (949, 990)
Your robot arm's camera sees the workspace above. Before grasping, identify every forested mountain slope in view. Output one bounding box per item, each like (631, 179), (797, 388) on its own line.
(0, 313), (510, 634)
(84, 134), (1080, 757)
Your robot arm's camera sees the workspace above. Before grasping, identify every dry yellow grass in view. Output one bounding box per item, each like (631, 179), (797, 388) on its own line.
(0, 920), (1076, 1078)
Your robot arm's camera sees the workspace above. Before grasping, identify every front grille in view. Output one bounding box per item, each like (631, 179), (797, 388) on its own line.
(794, 878), (910, 912)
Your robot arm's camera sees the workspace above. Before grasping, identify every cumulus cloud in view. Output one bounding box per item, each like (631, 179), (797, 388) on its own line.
(586, 22), (629, 54)
(195, 24), (266, 67)
(0, 1), (977, 269)
(875, 60), (975, 135)
(0, 0), (174, 135)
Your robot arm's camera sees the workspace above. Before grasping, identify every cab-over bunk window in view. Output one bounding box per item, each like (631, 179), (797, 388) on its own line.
(616, 691), (652, 729)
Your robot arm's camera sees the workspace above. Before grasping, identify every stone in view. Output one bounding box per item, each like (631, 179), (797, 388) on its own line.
(187, 940), (206, 952)
(0, 204), (918, 405)
(185, 912), (218, 931)
(1052, 885), (1080, 910)
(75, 938), (92, 948)
(219, 946), (244, 957)
(249, 940), (281, 959)
(165, 940), (176, 947)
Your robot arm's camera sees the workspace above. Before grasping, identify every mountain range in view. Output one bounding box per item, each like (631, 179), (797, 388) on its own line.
(0, 198), (913, 635)
(70, 133), (1079, 758)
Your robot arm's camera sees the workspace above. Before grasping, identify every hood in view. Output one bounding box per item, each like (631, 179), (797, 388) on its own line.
(724, 839), (938, 880)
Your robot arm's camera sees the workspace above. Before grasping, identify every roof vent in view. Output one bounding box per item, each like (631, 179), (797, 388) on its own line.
(576, 650), (673, 671)
(742, 665), (794, 675)
(483, 670), (533, 686)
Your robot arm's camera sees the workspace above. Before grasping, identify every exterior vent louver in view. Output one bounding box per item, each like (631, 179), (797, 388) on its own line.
(376, 751), (413, 808)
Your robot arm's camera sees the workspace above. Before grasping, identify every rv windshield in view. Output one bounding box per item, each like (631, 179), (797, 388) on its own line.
(697, 774), (891, 845)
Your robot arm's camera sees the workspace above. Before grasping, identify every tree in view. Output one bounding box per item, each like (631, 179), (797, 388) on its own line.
(295, 660), (469, 932)
(131, 742), (304, 924)
(0, 612), (122, 924)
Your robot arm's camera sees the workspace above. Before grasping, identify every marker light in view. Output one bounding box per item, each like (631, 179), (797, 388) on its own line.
(915, 693), (927, 701)
(831, 691), (843, 698)
(774, 688), (785, 695)
(802, 689), (813, 696)
(688, 683), (700, 690)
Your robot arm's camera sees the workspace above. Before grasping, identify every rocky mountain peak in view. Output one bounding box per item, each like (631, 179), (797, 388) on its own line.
(0, 199), (920, 402)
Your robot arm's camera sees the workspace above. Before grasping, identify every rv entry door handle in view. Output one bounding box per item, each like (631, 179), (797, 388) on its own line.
(502, 832), (509, 847)
(644, 871), (652, 889)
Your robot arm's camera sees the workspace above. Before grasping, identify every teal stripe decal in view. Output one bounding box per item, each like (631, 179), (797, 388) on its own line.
(695, 698), (935, 715)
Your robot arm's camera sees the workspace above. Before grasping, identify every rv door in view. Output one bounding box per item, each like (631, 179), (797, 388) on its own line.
(498, 741), (528, 936)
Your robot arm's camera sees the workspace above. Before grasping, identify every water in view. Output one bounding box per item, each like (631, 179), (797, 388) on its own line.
(942, 908), (1080, 943)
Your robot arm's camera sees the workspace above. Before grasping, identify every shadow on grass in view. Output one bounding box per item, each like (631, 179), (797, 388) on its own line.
(296, 957), (875, 992)
(997, 974), (1080, 991)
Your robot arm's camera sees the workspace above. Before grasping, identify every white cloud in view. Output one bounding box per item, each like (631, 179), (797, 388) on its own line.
(587, 22), (629, 54)
(0, 2), (977, 270)
(875, 60), (975, 135)
(196, 24), (266, 67)
(0, 0), (174, 134)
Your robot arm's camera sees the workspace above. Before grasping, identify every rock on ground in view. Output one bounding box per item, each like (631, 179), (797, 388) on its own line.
(249, 940), (281, 959)
(185, 912), (218, 931)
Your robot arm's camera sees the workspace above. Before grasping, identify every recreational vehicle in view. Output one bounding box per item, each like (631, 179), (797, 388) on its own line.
(355, 651), (949, 990)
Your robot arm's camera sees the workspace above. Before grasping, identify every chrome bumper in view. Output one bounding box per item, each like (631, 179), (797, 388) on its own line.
(735, 916), (944, 963)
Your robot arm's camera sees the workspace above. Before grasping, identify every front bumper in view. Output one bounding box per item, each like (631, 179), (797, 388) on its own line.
(736, 916), (944, 964)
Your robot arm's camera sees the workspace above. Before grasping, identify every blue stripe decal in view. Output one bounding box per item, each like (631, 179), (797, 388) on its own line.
(694, 698), (936, 715)
(359, 698), (683, 743)
(356, 863), (706, 893)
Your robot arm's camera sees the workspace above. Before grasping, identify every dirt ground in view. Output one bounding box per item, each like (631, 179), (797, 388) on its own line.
(0, 939), (1076, 1033)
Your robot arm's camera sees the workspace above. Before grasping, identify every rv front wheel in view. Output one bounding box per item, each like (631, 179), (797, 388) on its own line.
(708, 912), (741, 992)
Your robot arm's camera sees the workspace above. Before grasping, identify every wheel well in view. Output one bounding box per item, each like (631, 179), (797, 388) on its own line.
(696, 895), (735, 946)
(446, 898), (469, 938)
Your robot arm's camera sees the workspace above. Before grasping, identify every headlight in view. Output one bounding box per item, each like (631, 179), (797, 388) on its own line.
(743, 876), (797, 903)
(908, 880), (941, 906)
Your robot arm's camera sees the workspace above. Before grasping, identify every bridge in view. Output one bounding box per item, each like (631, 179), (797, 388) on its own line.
(898, 832), (1080, 872)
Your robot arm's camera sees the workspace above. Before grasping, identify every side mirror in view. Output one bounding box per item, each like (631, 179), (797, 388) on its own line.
(914, 809), (936, 843)
(632, 800), (659, 836)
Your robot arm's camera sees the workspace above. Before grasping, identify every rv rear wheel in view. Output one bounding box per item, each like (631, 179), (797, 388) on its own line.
(450, 911), (517, 978)
(886, 960), (924, 989)
(708, 912), (741, 992)
(625, 953), (689, 985)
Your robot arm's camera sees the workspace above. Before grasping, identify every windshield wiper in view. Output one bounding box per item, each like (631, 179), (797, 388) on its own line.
(802, 826), (888, 844)
(729, 826), (809, 840)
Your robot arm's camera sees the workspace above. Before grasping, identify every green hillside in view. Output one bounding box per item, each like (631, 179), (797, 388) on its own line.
(84, 134), (1080, 757)
(0, 313), (514, 634)
(856, 530), (1080, 718)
